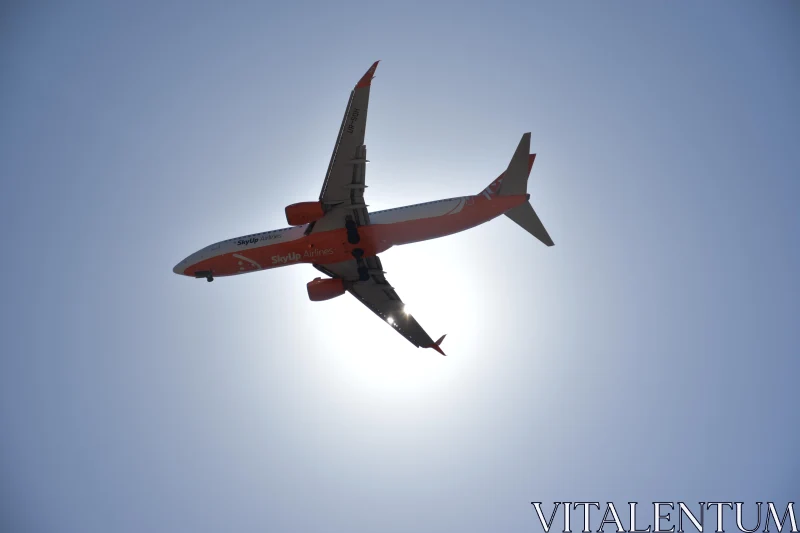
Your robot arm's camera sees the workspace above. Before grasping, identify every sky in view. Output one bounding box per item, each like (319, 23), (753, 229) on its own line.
(1, 2), (798, 532)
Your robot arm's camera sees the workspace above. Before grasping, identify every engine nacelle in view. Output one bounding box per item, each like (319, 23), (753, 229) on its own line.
(307, 277), (345, 301)
(285, 201), (325, 226)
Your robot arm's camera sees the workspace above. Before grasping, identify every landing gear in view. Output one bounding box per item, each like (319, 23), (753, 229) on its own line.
(345, 218), (360, 244)
(194, 270), (214, 282)
(345, 218), (368, 280)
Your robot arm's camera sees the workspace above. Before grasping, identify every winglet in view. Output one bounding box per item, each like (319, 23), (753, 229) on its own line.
(426, 334), (447, 356)
(355, 61), (380, 89)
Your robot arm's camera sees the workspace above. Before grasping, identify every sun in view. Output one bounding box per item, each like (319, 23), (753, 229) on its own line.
(296, 237), (491, 407)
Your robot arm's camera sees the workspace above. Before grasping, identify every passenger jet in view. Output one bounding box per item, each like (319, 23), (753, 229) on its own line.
(173, 62), (554, 355)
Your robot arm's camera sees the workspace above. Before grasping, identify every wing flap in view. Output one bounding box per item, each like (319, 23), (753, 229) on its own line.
(314, 257), (444, 351)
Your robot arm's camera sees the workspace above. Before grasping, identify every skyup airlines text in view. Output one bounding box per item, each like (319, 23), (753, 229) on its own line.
(236, 234), (282, 246)
(272, 248), (333, 265)
(531, 502), (797, 533)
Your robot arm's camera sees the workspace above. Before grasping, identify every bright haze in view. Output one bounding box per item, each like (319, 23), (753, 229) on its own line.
(1, 3), (798, 532)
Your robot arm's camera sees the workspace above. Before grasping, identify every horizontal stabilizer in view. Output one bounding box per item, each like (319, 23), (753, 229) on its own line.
(505, 201), (554, 246)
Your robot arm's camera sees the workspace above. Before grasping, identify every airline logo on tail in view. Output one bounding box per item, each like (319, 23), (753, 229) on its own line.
(481, 153), (536, 199)
(483, 176), (505, 199)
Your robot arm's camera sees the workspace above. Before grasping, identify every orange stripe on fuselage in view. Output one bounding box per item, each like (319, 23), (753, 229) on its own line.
(183, 194), (527, 277)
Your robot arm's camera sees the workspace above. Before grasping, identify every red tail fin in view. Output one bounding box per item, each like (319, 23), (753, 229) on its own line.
(425, 334), (447, 356)
(480, 154), (536, 198)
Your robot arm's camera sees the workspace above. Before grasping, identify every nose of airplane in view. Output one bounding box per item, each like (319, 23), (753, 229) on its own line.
(173, 261), (188, 275)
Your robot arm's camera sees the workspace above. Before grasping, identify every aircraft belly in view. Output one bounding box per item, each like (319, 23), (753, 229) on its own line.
(234, 235), (354, 270)
(182, 195), (525, 275)
(377, 215), (487, 246)
(191, 229), (379, 274)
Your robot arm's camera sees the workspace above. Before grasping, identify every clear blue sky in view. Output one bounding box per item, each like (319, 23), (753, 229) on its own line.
(1, 2), (798, 532)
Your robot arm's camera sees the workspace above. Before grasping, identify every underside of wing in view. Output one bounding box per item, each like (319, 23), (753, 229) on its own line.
(313, 256), (446, 354)
(311, 61), (379, 234)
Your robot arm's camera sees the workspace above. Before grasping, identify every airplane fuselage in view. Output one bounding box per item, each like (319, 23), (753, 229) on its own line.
(173, 192), (528, 278)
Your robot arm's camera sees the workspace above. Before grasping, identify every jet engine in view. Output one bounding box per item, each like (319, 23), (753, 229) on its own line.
(285, 201), (325, 226)
(307, 277), (345, 301)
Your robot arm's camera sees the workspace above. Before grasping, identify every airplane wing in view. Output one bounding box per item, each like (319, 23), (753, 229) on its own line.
(314, 256), (447, 355)
(310, 61), (380, 234)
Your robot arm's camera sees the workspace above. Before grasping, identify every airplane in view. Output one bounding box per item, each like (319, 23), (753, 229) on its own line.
(173, 61), (554, 355)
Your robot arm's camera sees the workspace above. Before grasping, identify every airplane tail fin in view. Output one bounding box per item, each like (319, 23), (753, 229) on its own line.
(425, 334), (447, 356)
(496, 132), (533, 196)
(480, 133), (554, 247)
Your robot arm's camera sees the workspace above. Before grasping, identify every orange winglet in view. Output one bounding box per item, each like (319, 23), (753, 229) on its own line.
(355, 60), (380, 89)
(426, 334), (447, 356)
